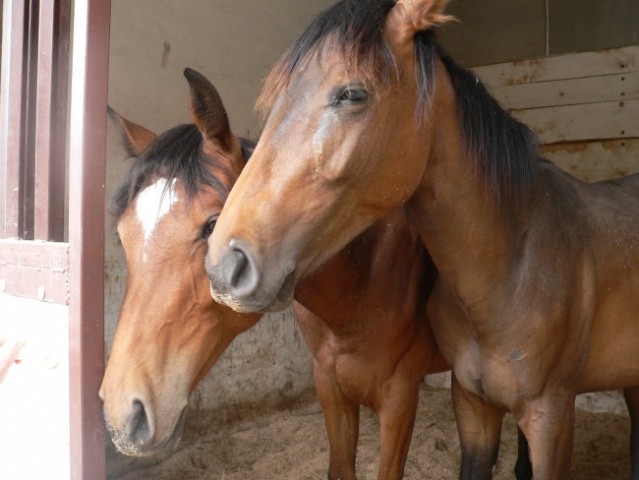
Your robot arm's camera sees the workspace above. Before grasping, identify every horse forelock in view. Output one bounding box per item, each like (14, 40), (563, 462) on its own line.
(254, 0), (439, 129)
(256, 0), (398, 118)
(110, 124), (238, 224)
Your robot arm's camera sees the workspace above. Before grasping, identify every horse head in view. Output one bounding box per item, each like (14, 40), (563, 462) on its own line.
(204, 0), (455, 313)
(100, 69), (260, 456)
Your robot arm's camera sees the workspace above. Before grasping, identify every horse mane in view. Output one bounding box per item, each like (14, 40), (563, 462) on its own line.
(257, 0), (538, 205)
(110, 123), (250, 221)
(437, 47), (539, 205)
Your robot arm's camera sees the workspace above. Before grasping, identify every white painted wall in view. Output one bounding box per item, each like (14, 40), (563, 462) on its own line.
(106, 1), (335, 421)
(108, 0), (335, 137)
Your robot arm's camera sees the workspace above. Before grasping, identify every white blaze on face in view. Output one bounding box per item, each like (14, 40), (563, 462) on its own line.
(135, 178), (179, 262)
(310, 110), (346, 183)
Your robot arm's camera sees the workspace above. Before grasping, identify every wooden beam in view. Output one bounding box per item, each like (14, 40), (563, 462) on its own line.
(512, 99), (639, 144)
(475, 45), (639, 87)
(544, 138), (639, 183)
(490, 72), (639, 110)
(68, 1), (111, 479)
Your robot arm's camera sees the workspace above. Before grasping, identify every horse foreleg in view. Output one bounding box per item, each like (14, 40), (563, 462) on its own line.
(514, 426), (533, 480)
(314, 363), (360, 480)
(375, 377), (420, 480)
(516, 393), (574, 480)
(452, 374), (504, 480)
(624, 386), (639, 480)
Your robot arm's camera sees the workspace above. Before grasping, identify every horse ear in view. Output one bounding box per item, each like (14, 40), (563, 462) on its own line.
(108, 106), (157, 157)
(184, 68), (233, 150)
(385, 0), (454, 51)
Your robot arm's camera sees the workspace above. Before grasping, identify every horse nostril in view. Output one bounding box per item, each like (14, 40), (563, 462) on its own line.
(221, 241), (261, 296)
(129, 399), (153, 446)
(228, 249), (249, 286)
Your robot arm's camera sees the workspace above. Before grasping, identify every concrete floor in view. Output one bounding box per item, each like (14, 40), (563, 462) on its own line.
(0, 293), (70, 480)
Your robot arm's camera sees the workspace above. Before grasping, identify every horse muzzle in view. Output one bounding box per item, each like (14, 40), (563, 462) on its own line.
(104, 400), (187, 458)
(206, 239), (296, 313)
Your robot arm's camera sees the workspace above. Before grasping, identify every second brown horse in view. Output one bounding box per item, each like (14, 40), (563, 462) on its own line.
(99, 68), (452, 480)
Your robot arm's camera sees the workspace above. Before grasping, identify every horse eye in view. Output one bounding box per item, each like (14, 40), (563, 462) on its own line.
(333, 85), (370, 106)
(201, 216), (218, 239)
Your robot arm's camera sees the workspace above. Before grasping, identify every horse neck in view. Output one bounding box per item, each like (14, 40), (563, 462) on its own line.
(410, 76), (522, 305)
(295, 209), (426, 328)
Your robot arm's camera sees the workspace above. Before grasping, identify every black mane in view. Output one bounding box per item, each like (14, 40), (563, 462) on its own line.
(258, 0), (538, 205)
(257, 0), (398, 116)
(110, 123), (251, 221)
(437, 47), (538, 204)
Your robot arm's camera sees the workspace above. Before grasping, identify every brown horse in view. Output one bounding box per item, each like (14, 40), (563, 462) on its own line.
(204, 1), (639, 479)
(99, 68), (453, 480)
(100, 70), (261, 457)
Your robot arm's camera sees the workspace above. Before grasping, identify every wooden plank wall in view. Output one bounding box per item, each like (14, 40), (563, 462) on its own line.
(474, 46), (639, 182)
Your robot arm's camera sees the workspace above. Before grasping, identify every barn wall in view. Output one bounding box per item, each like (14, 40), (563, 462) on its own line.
(439, 0), (639, 67)
(474, 45), (639, 181)
(106, 0), (334, 422)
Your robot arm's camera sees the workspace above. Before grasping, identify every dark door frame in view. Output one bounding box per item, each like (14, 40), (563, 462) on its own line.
(0, 1), (111, 479)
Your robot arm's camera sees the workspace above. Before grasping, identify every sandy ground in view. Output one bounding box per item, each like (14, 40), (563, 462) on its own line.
(109, 385), (630, 480)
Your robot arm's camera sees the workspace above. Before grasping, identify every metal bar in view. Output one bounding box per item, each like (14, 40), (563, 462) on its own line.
(33, 0), (56, 240)
(31, 0), (69, 242)
(0, 0), (27, 238)
(21, 0), (38, 240)
(0, 0), (3, 49)
(68, 0), (111, 479)
(50, 0), (71, 242)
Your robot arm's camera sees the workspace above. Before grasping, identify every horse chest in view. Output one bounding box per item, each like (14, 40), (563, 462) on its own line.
(455, 352), (522, 403)
(332, 353), (379, 405)
(439, 317), (543, 407)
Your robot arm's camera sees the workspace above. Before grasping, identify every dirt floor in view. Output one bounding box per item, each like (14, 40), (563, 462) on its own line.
(110, 385), (630, 479)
